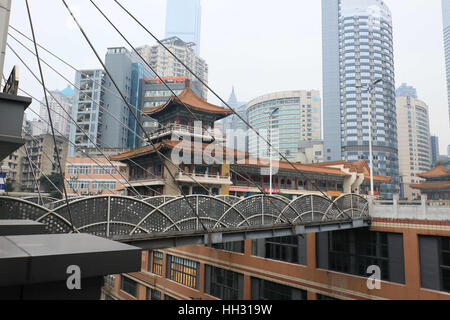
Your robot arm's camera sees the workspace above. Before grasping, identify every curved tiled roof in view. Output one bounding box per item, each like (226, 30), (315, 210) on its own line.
(110, 142), (391, 181)
(110, 142), (165, 161)
(311, 160), (391, 182)
(235, 158), (351, 177)
(417, 166), (450, 179)
(411, 182), (450, 190)
(144, 86), (233, 116)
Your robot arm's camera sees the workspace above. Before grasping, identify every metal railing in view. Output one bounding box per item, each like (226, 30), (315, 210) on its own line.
(0, 193), (370, 238)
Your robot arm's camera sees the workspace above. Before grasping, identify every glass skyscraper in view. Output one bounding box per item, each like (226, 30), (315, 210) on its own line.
(442, 0), (450, 126)
(322, 0), (399, 198)
(165, 0), (202, 55)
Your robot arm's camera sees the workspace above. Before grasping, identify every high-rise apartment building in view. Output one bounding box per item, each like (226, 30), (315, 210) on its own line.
(431, 136), (440, 165)
(136, 37), (208, 99)
(165, 0), (202, 55)
(69, 69), (106, 157)
(396, 96), (432, 200)
(69, 48), (153, 155)
(396, 83), (418, 99)
(442, 0), (450, 125)
(39, 87), (74, 138)
(21, 134), (68, 193)
(247, 90), (321, 160)
(322, 0), (399, 198)
(102, 47), (153, 150)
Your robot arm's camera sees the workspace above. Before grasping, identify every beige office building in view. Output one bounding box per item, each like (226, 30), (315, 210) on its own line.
(396, 96), (432, 200)
(247, 90), (322, 161)
(136, 37), (208, 99)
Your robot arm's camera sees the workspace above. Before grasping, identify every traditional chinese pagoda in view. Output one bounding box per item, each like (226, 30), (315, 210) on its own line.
(111, 80), (234, 196)
(411, 165), (450, 200)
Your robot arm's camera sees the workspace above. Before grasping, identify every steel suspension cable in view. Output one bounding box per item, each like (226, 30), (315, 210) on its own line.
(7, 37), (173, 195)
(113, 0), (343, 205)
(113, 0), (348, 218)
(24, 0), (76, 232)
(6, 45), (145, 198)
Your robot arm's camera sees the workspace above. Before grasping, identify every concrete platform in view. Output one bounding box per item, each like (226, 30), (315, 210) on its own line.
(0, 220), (47, 236)
(0, 233), (142, 299)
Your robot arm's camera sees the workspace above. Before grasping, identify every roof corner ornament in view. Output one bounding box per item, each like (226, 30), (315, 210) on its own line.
(184, 79), (191, 89)
(2, 65), (19, 95)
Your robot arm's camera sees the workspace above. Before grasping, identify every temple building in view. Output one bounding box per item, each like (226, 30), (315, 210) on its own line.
(411, 165), (450, 200)
(111, 80), (234, 196)
(111, 80), (390, 199)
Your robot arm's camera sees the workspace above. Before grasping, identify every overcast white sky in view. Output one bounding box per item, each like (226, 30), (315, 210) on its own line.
(3, 0), (450, 154)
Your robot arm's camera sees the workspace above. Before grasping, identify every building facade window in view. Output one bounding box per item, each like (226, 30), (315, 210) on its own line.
(166, 255), (199, 289)
(252, 236), (307, 266)
(120, 276), (138, 297)
(205, 266), (243, 300)
(68, 165), (91, 174)
(152, 251), (163, 275)
(419, 236), (450, 293)
(211, 241), (245, 254)
(251, 278), (307, 300)
(146, 288), (161, 300)
(316, 229), (405, 284)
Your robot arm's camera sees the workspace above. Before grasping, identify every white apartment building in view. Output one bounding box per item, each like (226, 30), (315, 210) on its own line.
(39, 88), (73, 138)
(396, 96), (432, 200)
(136, 37), (208, 99)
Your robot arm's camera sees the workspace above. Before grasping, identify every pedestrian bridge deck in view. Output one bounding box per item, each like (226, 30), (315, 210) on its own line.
(0, 194), (370, 249)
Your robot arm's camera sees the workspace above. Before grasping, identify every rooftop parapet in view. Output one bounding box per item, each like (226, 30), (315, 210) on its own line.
(371, 195), (450, 221)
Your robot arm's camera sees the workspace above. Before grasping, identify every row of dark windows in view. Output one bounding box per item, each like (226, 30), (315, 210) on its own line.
(138, 232), (450, 299)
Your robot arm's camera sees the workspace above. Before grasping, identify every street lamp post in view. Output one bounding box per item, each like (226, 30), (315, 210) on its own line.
(361, 78), (382, 196)
(268, 108), (279, 196)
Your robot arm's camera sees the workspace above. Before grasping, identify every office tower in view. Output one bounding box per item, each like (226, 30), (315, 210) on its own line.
(396, 83), (418, 98)
(396, 96), (432, 199)
(165, 0), (201, 55)
(442, 0), (450, 125)
(39, 87), (73, 138)
(220, 87), (248, 152)
(431, 136), (440, 165)
(102, 47), (153, 150)
(68, 69), (106, 157)
(247, 90), (321, 160)
(322, 0), (399, 198)
(136, 37), (209, 99)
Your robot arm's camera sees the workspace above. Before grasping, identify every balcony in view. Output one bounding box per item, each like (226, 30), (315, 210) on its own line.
(175, 172), (232, 186)
(126, 175), (165, 188)
(146, 124), (226, 142)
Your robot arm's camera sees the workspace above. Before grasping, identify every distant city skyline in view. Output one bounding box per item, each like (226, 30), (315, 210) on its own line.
(3, 0), (449, 153)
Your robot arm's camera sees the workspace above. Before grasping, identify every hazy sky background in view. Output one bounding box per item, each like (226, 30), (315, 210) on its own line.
(3, 0), (450, 154)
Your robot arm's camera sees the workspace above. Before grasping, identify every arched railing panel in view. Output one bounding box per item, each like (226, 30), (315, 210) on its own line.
(0, 194), (370, 236)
